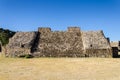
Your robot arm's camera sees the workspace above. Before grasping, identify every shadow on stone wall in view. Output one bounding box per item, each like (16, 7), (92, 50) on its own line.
(112, 47), (120, 58)
(31, 32), (40, 53)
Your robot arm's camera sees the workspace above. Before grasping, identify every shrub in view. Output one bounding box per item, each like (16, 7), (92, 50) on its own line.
(19, 54), (33, 58)
(25, 54), (33, 58)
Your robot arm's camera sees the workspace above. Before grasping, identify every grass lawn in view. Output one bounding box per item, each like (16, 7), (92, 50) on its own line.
(0, 55), (120, 80)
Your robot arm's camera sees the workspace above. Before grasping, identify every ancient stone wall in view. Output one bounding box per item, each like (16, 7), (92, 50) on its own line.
(110, 41), (119, 47)
(5, 48), (30, 57)
(6, 27), (112, 57)
(85, 49), (112, 57)
(82, 31), (111, 49)
(110, 41), (120, 58)
(81, 31), (112, 57)
(6, 32), (37, 57)
(33, 27), (84, 57)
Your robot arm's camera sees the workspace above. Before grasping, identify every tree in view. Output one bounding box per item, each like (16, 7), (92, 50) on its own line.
(0, 28), (16, 46)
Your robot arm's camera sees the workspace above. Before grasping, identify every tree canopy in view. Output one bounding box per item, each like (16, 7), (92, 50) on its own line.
(0, 28), (16, 46)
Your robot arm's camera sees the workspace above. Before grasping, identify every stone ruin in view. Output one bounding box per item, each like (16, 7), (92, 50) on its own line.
(5, 27), (112, 57)
(110, 41), (120, 57)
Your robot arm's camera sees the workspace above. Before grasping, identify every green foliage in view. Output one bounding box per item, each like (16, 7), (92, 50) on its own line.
(19, 54), (33, 58)
(0, 28), (16, 46)
(25, 54), (33, 58)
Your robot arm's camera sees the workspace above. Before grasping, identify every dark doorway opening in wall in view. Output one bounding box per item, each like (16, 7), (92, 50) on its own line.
(0, 44), (2, 52)
(112, 47), (120, 58)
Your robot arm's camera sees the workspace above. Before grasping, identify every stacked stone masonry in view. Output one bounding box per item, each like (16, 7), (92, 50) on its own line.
(110, 41), (120, 57)
(6, 27), (112, 57)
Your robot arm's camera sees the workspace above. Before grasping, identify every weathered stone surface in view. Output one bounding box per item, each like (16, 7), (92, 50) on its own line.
(82, 31), (112, 57)
(6, 32), (37, 57)
(110, 41), (119, 47)
(110, 41), (120, 58)
(82, 31), (111, 49)
(5, 27), (112, 57)
(33, 27), (84, 57)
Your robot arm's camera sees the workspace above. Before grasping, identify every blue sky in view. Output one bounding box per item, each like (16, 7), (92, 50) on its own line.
(0, 0), (120, 41)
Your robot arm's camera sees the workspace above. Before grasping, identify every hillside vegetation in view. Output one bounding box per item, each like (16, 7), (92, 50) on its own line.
(0, 28), (15, 46)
